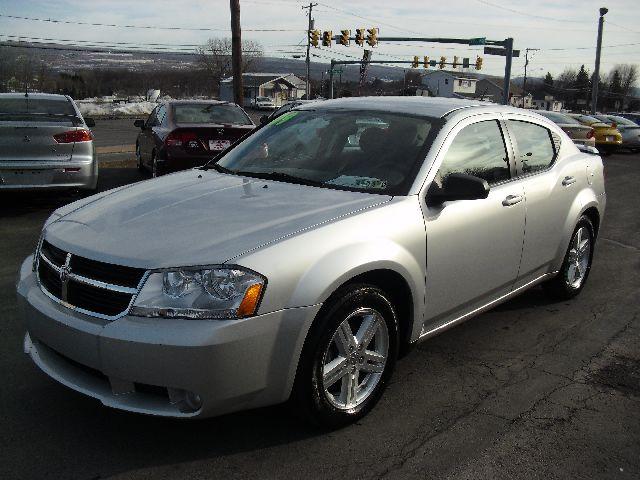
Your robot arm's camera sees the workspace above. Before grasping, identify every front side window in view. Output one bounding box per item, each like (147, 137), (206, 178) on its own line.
(437, 120), (510, 185)
(216, 110), (442, 195)
(507, 120), (556, 174)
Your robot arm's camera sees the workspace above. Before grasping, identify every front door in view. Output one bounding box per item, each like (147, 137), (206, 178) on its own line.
(421, 118), (526, 333)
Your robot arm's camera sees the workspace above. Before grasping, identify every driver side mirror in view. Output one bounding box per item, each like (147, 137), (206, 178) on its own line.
(84, 117), (95, 128)
(427, 173), (490, 206)
(134, 119), (145, 129)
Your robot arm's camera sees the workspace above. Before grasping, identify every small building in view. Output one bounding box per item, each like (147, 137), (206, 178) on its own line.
(475, 79), (532, 108)
(532, 95), (564, 112)
(219, 73), (306, 107)
(421, 71), (478, 98)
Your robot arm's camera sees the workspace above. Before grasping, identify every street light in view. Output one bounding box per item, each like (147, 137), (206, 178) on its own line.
(591, 7), (608, 114)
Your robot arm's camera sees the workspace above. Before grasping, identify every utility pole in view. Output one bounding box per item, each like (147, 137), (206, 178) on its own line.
(230, 0), (243, 106)
(591, 7), (608, 114)
(522, 47), (539, 107)
(302, 3), (317, 99)
(502, 37), (514, 105)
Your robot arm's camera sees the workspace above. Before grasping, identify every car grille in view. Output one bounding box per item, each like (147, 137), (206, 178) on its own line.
(37, 239), (146, 318)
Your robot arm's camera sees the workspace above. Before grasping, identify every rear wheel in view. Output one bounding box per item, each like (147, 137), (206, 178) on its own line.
(543, 216), (595, 300)
(292, 284), (398, 429)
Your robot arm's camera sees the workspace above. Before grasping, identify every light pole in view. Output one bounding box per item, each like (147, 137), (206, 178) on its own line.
(591, 7), (608, 114)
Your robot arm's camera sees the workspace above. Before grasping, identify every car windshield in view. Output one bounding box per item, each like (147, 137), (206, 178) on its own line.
(538, 111), (581, 124)
(576, 115), (601, 124)
(173, 104), (251, 125)
(0, 97), (77, 122)
(607, 115), (637, 126)
(215, 109), (442, 195)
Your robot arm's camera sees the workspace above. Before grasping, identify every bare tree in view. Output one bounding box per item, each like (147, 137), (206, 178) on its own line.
(614, 63), (638, 96)
(197, 38), (263, 93)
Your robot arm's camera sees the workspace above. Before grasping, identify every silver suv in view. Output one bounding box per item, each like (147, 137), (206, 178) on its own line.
(17, 97), (605, 428)
(0, 93), (97, 191)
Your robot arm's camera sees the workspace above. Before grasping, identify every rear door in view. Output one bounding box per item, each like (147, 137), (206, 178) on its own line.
(503, 115), (583, 286)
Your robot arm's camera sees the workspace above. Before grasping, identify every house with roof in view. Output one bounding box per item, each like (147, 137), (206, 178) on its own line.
(475, 78), (532, 108)
(219, 73), (306, 107)
(532, 95), (564, 112)
(420, 71), (478, 98)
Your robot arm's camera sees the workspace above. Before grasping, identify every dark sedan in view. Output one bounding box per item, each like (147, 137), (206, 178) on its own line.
(134, 100), (255, 176)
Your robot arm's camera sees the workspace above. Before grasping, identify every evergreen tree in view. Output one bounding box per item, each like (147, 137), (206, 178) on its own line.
(544, 72), (554, 87)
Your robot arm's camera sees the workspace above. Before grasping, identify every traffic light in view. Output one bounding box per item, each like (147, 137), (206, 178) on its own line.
(309, 29), (320, 48)
(339, 29), (350, 46)
(366, 27), (378, 47)
(452, 56), (459, 68)
(322, 31), (333, 47)
(423, 56), (430, 68)
(355, 28), (366, 46)
(439, 56), (446, 69)
(412, 56), (419, 68)
(475, 56), (483, 70)
(462, 57), (470, 69)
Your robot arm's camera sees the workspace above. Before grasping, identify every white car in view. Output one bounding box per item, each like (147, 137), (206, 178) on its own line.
(251, 96), (276, 110)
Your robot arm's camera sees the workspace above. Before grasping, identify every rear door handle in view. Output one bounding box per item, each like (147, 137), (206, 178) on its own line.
(562, 176), (576, 186)
(502, 194), (523, 206)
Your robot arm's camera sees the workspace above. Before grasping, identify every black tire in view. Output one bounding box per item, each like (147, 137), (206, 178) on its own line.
(543, 215), (595, 301)
(291, 284), (399, 429)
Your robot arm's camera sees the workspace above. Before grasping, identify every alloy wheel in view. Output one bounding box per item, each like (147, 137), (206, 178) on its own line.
(565, 226), (591, 289)
(322, 308), (389, 410)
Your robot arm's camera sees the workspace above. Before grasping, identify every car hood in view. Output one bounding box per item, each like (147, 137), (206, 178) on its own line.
(45, 170), (391, 268)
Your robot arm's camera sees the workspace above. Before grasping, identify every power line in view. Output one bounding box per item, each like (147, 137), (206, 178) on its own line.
(473, 0), (590, 24)
(0, 13), (303, 32)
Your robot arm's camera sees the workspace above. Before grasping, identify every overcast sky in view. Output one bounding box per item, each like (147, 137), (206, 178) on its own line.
(0, 0), (638, 78)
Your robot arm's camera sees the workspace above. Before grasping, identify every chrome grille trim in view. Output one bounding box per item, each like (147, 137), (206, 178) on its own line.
(36, 241), (148, 320)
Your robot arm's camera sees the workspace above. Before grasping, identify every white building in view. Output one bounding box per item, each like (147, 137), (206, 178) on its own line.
(219, 73), (306, 107)
(532, 95), (564, 112)
(421, 71), (478, 98)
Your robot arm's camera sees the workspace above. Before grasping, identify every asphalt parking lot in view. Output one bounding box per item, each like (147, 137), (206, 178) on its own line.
(1, 153), (638, 480)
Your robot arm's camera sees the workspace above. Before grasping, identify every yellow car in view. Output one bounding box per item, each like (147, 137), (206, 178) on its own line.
(568, 114), (622, 154)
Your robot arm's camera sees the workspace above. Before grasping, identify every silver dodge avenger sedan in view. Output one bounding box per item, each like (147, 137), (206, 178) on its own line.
(17, 97), (605, 427)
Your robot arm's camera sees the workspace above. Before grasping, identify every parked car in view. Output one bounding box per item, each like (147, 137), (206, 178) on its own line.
(251, 96), (276, 110)
(0, 93), (97, 191)
(536, 111), (596, 147)
(592, 114), (640, 152)
(134, 100), (255, 177)
(615, 112), (640, 125)
(259, 99), (318, 124)
(18, 97), (605, 428)
(567, 113), (622, 155)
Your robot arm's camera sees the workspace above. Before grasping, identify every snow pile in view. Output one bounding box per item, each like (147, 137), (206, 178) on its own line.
(77, 100), (157, 117)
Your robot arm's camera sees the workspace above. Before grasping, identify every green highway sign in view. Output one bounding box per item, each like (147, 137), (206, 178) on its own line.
(469, 37), (486, 46)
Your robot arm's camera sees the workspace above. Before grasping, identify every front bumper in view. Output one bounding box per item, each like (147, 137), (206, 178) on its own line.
(17, 256), (320, 418)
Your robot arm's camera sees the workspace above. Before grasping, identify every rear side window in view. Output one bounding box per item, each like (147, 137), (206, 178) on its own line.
(0, 97), (76, 121)
(507, 120), (556, 174)
(438, 120), (510, 185)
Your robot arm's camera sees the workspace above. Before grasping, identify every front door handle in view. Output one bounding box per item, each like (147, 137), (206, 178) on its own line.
(562, 176), (576, 186)
(502, 194), (523, 206)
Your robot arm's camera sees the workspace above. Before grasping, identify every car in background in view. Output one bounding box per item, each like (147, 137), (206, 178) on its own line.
(134, 100), (255, 177)
(259, 99), (318, 124)
(567, 113), (622, 155)
(615, 112), (640, 125)
(592, 114), (640, 152)
(536, 111), (596, 148)
(0, 93), (97, 191)
(250, 96), (276, 110)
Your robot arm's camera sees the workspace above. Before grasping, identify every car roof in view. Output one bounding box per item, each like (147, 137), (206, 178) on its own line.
(0, 92), (71, 101)
(294, 96), (520, 118)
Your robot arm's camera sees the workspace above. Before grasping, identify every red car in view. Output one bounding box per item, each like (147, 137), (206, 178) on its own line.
(134, 100), (255, 176)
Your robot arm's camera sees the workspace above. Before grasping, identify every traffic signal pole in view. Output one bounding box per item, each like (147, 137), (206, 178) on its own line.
(302, 3), (317, 100)
(502, 37), (514, 105)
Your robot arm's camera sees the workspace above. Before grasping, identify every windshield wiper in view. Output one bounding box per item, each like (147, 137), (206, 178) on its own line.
(234, 171), (325, 187)
(200, 162), (234, 174)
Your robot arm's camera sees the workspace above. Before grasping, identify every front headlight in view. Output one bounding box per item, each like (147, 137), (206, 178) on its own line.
(130, 267), (266, 320)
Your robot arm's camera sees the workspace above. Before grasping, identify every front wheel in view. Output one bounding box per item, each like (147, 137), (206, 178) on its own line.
(292, 284), (398, 429)
(543, 215), (595, 300)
